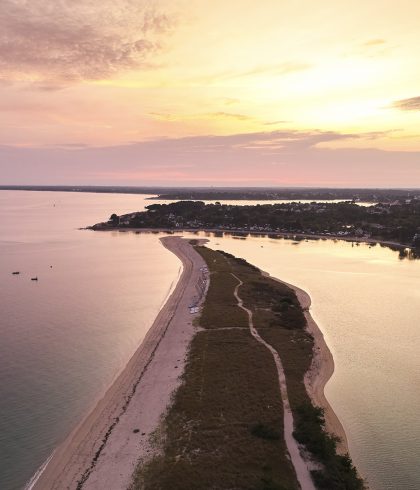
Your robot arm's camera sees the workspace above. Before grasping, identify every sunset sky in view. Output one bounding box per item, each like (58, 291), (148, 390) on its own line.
(1, 0), (420, 186)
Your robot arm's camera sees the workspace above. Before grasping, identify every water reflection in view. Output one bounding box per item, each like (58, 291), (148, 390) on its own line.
(398, 247), (420, 260)
(197, 230), (420, 261)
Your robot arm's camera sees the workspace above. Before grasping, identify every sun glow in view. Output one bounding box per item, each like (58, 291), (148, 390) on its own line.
(1, 0), (420, 185)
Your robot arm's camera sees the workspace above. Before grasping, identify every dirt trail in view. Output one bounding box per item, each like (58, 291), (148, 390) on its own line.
(232, 273), (316, 490)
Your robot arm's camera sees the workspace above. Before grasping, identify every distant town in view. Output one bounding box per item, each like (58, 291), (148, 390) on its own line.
(93, 199), (420, 250)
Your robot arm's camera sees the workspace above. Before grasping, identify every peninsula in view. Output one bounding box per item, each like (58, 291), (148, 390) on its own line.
(131, 242), (364, 490)
(29, 234), (364, 489)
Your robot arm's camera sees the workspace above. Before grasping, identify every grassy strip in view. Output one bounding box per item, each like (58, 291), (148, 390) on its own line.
(132, 328), (298, 490)
(198, 247), (249, 329)
(218, 250), (365, 489)
(131, 246), (364, 490)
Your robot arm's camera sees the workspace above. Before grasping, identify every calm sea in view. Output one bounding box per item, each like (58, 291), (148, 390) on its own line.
(1, 191), (418, 490)
(0, 191), (181, 490)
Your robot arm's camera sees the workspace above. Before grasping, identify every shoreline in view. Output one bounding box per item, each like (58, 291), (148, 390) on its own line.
(30, 236), (206, 490)
(91, 226), (411, 252)
(270, 275), (349, 454)
(96, 227), (351, 453)
(28, 233), (350, 489)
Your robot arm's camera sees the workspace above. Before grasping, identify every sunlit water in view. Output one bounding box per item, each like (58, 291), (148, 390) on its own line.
(0, 191), (181, 490)
(0, 191), (417, 490)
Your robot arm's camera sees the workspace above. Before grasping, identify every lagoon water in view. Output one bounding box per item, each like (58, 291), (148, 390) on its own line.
(1, 191), (419, 490)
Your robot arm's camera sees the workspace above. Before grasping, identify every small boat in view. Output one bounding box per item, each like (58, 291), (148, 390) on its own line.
(31, 277), (38, 281)
(12, 271), (20, 275)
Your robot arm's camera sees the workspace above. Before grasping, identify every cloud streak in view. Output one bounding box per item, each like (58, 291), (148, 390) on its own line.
(392, 96), (420, 111)
(186, 62), (312, 85)
(0, 0), (174, 84)
(149, 111), (254, 122)
(1, 129), (419, 187)
(362, 39), (386, 47)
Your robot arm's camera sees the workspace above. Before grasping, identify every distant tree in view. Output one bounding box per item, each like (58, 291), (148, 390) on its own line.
(109, 213), (119, 225)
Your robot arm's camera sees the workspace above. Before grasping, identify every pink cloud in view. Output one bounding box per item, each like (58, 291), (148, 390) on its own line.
(0, 0), (174, 84)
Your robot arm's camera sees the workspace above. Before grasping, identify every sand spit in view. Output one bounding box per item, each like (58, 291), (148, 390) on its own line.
(30, 237), (207, 490)
(29, 234), (348, 490)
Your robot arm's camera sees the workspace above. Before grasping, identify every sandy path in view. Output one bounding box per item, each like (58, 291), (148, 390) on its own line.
(266, 275), (349, 454)
(30, 237), (207, 490)
(232, 274), (316, 490)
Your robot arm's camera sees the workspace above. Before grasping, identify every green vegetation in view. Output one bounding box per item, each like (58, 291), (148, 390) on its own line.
(131, 328), (298, 490)
(131, 246), (365, 490)
(293, 404), (362, 489)
(98, 199), (420, 247)
(199, 250), (248, 329)
(226, 252), (364, 488)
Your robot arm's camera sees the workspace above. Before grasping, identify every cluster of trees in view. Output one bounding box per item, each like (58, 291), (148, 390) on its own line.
(114, 200), (420, 246)
(152, 188), (420, 202)
(294, 404), (364, 489)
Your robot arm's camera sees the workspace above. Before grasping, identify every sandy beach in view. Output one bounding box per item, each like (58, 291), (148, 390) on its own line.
(30, 236), (207, 490)
(29, 235), (348, 490)
(293, 284), (349, 453)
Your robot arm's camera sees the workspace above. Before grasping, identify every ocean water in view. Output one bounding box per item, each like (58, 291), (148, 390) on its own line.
(0, 191), (181, 490)
(1, 191), (419, 490)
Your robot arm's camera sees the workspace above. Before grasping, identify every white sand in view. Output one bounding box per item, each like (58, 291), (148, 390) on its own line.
(31, 237), (206, 490)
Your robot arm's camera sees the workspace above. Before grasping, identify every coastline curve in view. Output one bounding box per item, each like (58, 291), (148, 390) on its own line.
(28, 236), (206, 490)
(264, 271), (349, 454)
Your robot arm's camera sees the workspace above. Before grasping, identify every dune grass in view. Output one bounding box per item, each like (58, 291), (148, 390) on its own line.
(132, 328), (298, 490)
(131, 246), (364, 490)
